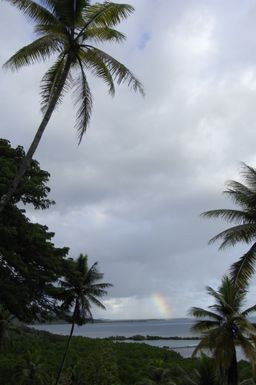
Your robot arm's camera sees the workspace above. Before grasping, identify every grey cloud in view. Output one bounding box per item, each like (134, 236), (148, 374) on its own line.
(2, 0), (256, 318)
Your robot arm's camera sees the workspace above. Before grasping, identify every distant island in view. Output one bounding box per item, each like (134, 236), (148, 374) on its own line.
(104, 334), (200, 341)
(32, 317), (195, 325)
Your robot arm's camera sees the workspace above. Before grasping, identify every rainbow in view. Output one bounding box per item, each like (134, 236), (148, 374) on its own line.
(153, 293), (172, 319)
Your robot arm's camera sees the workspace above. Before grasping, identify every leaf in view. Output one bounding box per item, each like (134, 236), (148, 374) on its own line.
(230, 242), (256, 287)
(3, 35), (61, 71)
(40, 54), (72, 113)
(73, 63), (93, 144)
(81, 46), (144, 94)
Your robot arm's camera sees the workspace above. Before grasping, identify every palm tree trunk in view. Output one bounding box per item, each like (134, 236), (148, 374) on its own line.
(55, 318), (75, 385)
(0, 55), (72, 214)
(227, 348), (238, 385)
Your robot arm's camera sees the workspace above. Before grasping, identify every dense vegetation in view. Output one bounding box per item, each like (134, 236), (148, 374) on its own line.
(0, 138), (69, 321)
(0, 328), (254, 385)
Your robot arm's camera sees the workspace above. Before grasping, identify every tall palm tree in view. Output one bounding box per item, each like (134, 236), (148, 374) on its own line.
(55, 254), (112, 385)
(190, 276), (256, 385)
(0, 0), (144, 213)
(202, 163), (256, 286)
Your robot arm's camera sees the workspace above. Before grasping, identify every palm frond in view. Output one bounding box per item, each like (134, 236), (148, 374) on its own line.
(78, 48), (115, 95)
(40, 53), (72, 113)
(208, 224), (256, 249)
(235, 331), (256, 365)
(205, 285), (233, 312)
(230, 242), (256, 287)
(72, 0), (90, 24)
(217, 276), (247, 310)
(89, 282), (113, 290)
(73, 62), (93, 143)
(191, 320), (220, 333)
(224, 181), (256, 209)
(88, 294), (106, 309)
(241, 162), (256, 190)
(3, 35), (62, 70)
(86, 262), (104, 281)
(83, 26), (126, 43)
(34, 23), (68, 39)
(201, 209), (253, 224)
(242, 304), (256, 317)
(81, 2), (135, 32)
(3, 0), (57, 24)
(192, 336), (214, 357)
(236, 318), (256, 336)
(81, 46), (144, 94)
(189, 307), (223, 321)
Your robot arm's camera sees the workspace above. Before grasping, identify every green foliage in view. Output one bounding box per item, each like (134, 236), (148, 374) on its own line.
(0, 139), (53, 208)
(59, 254), (113, 325)
(0, 330), (182, 385)
(202, 163), (256, 286)
(0, 328), (254, 385)
(190, 276), (256, 385)
(0, 139), (69, 321)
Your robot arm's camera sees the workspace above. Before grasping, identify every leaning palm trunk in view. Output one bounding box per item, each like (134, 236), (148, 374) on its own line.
(55, 318), (75, 385)
(0, 55), (72, 214)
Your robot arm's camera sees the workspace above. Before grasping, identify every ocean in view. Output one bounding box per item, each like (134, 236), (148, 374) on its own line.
(33, 318), (245, 360)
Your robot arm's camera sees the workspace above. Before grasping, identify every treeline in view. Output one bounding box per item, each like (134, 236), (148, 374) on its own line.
(105, 335), (200, 341)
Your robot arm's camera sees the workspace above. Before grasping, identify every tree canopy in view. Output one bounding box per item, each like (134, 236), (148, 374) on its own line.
(0, 139), (69, 321)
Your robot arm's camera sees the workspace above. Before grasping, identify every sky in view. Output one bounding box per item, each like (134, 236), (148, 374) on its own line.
(1, 0), (256, 319)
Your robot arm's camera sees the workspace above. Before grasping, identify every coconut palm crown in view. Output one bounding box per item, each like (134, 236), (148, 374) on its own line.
(55, 254), (112, 385)
(190, 276), (256, 385)
(0, 0), (143, 212)
(59, 254), (112, 325)
(202, 163), (256, 286)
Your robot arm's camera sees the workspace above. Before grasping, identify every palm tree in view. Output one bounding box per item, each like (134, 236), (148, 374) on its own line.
(55, 254), (112, 385)
(202, 163), (256, 286)
(0, 0), (144, 213)
(190, 276), (256, 385)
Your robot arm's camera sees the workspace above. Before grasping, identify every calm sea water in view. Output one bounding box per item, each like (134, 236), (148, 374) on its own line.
(34, 318), (196, 338)
(33, 318), (245, 360)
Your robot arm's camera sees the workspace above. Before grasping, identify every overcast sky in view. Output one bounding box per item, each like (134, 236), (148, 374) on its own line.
(2, 0), (256, 319)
